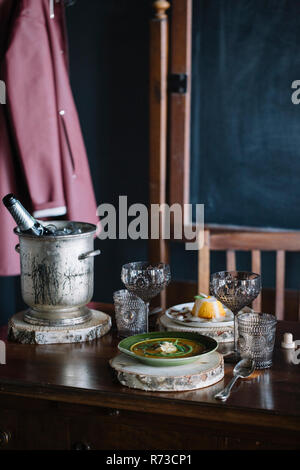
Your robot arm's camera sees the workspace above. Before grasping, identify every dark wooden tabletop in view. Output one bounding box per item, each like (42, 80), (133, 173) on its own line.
(0, 302), (299, 434)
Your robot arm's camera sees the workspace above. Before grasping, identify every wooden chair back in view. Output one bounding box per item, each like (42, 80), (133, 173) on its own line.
(198, 230), (300, 320)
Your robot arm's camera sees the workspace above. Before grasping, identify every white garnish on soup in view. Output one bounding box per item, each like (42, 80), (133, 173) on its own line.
(156, 341), (177, 354)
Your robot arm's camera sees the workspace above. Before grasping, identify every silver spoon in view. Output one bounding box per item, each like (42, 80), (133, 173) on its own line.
(215, 358), (255, 401)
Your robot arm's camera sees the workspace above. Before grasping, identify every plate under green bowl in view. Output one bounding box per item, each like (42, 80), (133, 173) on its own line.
(117, 331), (218, 367)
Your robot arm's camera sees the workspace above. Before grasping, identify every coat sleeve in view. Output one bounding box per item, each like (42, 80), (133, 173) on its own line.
(3, 14), (66, 214)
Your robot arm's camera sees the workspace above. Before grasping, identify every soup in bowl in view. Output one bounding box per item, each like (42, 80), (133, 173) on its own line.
(118, 331), (218, 366)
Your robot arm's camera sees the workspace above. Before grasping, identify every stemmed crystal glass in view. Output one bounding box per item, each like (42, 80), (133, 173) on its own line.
(210, 271), (261, 363)
(121, 262), (171, 332)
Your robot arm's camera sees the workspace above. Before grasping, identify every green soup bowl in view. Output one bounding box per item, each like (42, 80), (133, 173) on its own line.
(118, 331), (218, 366)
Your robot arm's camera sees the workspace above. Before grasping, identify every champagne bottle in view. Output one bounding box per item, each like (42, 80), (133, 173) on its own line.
(2, 193), (51, 236)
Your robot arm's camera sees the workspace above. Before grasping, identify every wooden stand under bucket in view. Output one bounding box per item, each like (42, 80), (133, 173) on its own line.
(8, 309), (111, 344)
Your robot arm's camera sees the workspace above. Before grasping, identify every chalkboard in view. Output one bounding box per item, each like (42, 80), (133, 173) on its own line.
(190, 0), (300, 229)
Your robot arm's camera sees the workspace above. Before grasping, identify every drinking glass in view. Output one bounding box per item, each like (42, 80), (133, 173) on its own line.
(121, 262), (171, 332)
(237, 312), (277, 369)
(113, 289), (148, 337)
(210, 271), (261, 363)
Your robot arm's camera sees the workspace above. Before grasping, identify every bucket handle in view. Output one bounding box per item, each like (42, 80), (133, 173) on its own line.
(78, 249), (101, 260)
(15, 244), (20, 254)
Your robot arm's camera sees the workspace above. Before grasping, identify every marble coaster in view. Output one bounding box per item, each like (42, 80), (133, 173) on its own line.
(158, 314), (234, 343)
(8, 309), (112, 345)
(110, 351), (224, 392)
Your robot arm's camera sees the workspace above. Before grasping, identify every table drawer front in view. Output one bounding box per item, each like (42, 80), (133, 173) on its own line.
(69, 410), (220, 450)
(69, 408), (300, 451)
(0, 399), (299, 450)
(0, 410), (17, 450)
(0, 408), (69, 450)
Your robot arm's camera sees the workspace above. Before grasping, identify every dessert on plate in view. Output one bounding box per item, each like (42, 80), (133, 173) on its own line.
(191, 295), (226, 320)
(166, 294), (233, 325)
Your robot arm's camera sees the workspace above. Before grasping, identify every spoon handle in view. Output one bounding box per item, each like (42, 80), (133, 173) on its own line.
(215, 375), (240, 401)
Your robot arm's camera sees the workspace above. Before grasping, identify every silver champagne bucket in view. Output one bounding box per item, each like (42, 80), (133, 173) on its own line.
(14, 221), (100, 326)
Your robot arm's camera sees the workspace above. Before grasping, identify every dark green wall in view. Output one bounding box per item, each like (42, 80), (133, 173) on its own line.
(191, 0), (300, 230)
(189, 0), (300, 289)
(66, 0), (150, 305)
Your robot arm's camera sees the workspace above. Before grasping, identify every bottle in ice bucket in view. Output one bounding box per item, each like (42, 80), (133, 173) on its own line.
(2, 193), (52, 236)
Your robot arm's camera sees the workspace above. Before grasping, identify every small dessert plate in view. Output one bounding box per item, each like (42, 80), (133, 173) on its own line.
(166, 302), (234, 328)
(118, 331), (218, 366)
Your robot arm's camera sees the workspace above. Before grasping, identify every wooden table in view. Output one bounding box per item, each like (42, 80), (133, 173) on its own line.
(0, 303), (299, 450)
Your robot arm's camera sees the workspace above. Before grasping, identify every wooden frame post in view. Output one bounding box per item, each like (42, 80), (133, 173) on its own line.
(169, 0), (192, 210)
(149, 1), (170, 309)
(197, 229), (210, 295)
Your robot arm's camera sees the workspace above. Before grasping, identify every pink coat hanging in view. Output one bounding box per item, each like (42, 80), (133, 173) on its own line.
(0, 0), (99, 275)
